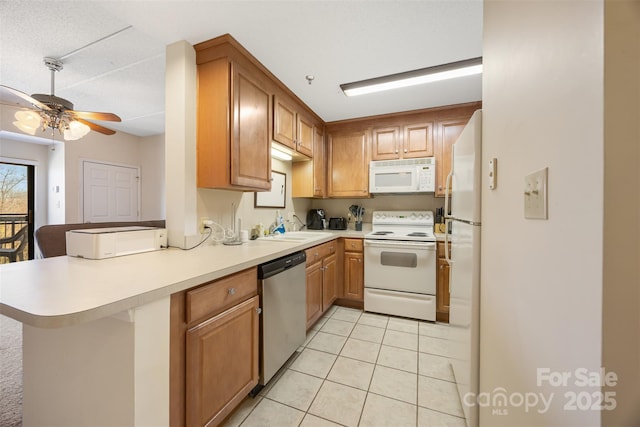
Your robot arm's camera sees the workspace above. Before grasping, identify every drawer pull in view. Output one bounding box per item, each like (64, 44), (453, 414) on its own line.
(228, 288), (236, 296)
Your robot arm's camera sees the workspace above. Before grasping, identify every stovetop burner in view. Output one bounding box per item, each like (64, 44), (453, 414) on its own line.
(407, 232), (428, 237)
(371, 231), (394, 235)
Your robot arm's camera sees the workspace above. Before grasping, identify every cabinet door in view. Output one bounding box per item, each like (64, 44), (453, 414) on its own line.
(435, 118), (467, 197)
(344, 252), (364, 301)
(313, 126), (325, 197)
(327, 130), (369, 197)
(403, 122), (434, 158)
(306, 261), (323, 329)
(186, 296), (259, 427)
(437, 257), (451, 322)
(371, 126), (401, 160)
(322, 253), (337, 311)
(231, 62), (272, 190)
(273, 96), (296, 150)
(297, 114), (314, 158)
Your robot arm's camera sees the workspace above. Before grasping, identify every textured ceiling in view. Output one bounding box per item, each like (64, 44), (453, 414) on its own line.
(0, 0), (482, 138)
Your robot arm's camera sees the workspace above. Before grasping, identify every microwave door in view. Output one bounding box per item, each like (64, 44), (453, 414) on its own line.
(371, 170), (416, 193)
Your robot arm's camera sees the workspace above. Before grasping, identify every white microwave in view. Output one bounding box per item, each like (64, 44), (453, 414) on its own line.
(369, 157), (436, 194)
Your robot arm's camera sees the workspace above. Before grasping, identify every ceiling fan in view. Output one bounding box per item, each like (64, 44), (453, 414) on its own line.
(0, 57), (121, 141)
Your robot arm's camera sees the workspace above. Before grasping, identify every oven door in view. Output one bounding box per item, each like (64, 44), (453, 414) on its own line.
(364, 239), (436, 294)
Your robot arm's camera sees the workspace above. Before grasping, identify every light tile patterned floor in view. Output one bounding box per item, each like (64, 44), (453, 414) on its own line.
(223, 307), (466, 427)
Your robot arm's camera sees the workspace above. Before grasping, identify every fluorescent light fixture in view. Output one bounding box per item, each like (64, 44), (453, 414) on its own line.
(271, 147), (293, 161)
(340, 57), (482, 97)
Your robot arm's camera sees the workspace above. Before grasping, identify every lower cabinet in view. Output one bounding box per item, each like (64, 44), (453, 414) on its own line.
(343, 238), (364, 302)
(436, 242), (451, 323)
(171, 267), (259, 427)
(305, 241), (337, 329)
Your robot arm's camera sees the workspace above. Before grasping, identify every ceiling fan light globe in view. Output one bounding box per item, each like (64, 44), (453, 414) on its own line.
(13, 120), (38, 135)
(13, 110), (42, 135)
(63, 120), (90, 140)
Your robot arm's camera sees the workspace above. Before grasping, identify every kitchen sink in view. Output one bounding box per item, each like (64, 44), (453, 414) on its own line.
(260, 231), (331, 242)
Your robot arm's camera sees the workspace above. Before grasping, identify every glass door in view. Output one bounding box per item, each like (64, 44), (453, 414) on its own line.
(0, 162), (34, 263)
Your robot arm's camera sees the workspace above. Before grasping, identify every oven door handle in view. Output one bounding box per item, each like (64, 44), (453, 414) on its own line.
(364, 240), (436, 250)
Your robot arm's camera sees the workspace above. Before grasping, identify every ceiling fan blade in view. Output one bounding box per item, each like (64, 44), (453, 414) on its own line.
(70, 110), (121, 122)
(0, 85), (52, 111)
(75, 118), (117, 136)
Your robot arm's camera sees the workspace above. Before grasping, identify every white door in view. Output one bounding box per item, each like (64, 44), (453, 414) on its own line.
(83, 161), (139, 223)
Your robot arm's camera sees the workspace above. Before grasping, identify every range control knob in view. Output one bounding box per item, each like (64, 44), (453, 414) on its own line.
(410, 213), (417, 220)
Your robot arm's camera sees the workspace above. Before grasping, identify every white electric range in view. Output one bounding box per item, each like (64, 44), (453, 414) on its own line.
(363, 211), (437, 321)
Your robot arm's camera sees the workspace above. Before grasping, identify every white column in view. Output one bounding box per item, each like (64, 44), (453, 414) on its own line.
(165, 40), (198, 248)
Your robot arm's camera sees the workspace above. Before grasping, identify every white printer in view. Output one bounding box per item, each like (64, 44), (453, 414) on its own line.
(66, 226), (167, 259)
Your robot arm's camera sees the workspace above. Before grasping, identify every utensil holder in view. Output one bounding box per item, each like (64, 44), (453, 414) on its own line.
(355, 221), (362, 231)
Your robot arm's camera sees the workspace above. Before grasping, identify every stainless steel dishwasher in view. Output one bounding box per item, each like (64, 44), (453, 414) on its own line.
(255, 250), (306, 392)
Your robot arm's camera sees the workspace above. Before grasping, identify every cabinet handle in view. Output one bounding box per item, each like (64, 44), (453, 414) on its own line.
(440, 265), (444, 270)
(358, 259), (362, 263)
(256, 307), (262, 315)
(404, 148), (408, 153)
(439, 185), (443, 190)
(228, 288), (236, 295)
(395, 150), (399, 154)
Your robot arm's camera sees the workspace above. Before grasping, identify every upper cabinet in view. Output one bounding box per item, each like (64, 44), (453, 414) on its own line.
(371, 122), (434, 160)
(195, 42), (272, 191)
(292, 126), (325, 198)
(434, 106), (479, 197)
(195, 34), (323, 192)
(326, 128), (370, 198)
(274, 96), (313, 158)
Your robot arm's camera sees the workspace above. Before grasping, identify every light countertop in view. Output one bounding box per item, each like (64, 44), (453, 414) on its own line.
(0, 228), (367, 328)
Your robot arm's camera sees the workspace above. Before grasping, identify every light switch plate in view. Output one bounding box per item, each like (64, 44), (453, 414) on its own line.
(524, 168), (548, 219)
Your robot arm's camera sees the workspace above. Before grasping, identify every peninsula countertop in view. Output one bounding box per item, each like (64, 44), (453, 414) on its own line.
(0, 228), (368, 328)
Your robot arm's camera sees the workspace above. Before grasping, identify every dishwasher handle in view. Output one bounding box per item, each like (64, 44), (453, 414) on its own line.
(258, 251), (307, 279)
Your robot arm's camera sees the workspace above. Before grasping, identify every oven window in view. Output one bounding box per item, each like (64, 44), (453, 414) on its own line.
(380, 251), (417, 268)
(375, 172), (412, 188)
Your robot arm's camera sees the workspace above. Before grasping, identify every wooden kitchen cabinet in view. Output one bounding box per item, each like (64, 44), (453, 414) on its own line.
(305, 241), (337, 328)
(434, 113), (476, 197)
(170, 267), (259, 427)
(371, 122), (434, 160)
(292, 126), (326, 198)
(326, 129), (369, 197)
(273, 95), (313, 158)
(436, 242), (451, 323)
(342, 238), (364, 302)
(195, 39), (272, 191)
(186, 296), (259, 427)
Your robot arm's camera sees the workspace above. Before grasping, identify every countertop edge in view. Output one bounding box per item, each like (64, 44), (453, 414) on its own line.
(0, 230), (367, 328)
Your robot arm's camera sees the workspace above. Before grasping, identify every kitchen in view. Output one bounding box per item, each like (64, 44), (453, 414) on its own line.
(0, 1), (638, 427)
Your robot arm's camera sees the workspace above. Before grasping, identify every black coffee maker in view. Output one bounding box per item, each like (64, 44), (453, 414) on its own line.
(306, 209), (326, 230)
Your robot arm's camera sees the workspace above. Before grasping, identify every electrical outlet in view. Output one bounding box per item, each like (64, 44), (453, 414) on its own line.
(199, 217), (210, 234)
(524, 168), (548, 219)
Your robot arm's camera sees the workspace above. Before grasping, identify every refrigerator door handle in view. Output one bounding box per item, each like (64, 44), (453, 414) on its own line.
(444, 167), (453, 265)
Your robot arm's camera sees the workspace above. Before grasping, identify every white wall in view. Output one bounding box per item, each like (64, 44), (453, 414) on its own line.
(481, 1), (604, 425)
(63, 129), (146, 223)
(139, 134), (165, 220)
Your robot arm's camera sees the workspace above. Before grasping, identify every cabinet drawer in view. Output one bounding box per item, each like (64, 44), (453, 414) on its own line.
(343, 238), (363, 252)
(305, 241), (336, 264)
(186, 267), (258, 325)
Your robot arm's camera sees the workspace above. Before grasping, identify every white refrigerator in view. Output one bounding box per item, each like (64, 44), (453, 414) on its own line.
(445, 109), (482, 427)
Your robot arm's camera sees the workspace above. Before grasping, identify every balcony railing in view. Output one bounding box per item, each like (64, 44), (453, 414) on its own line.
(0, 214), (28, 263)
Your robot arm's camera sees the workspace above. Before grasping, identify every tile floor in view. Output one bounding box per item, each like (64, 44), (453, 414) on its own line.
(222, 306), (466, 427)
